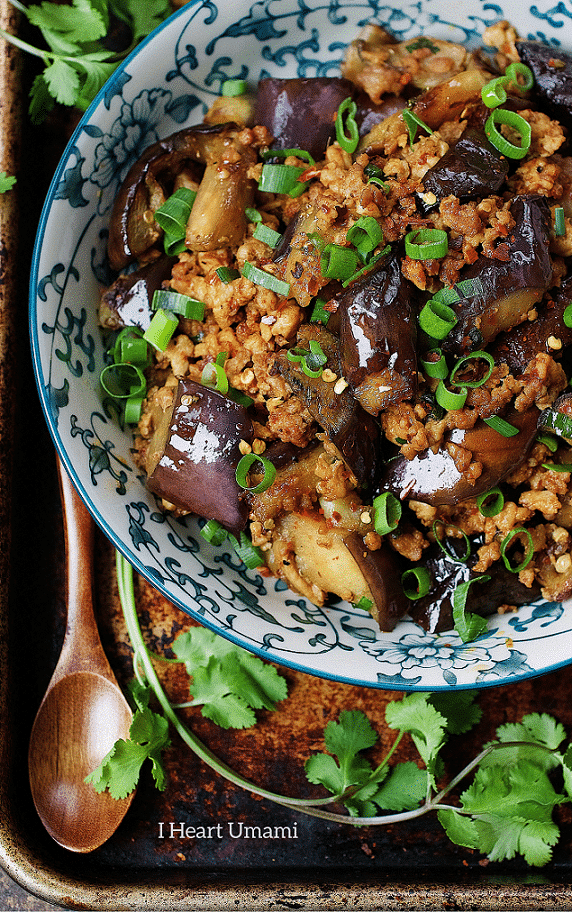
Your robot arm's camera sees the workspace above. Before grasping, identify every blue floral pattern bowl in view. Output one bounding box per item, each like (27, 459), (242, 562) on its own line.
(30, 0), (572, 690)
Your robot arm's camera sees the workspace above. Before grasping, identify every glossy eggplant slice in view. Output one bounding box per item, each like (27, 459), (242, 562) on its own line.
(344, 533), (410, 631)
(253, 77), (355, 161)
(442, 195), (553, 355)
(517, 41), (572, 126)
(379, 407), (540, 506)
(146, 378), (254, 535)
(273, 324), (380, 488)
(99, 256), (176, 331)
(417, 128), (509, 213)
(108, 123), (256, 270)
(337, 251), (419, 416)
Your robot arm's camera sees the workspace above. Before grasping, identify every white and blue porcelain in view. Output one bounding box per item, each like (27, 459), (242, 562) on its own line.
(30, 0), (572, 690)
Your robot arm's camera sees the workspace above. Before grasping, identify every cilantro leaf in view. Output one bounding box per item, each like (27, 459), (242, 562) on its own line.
(27, 0), (108, 55)
(110, 0), (172, 43)
(562, 744), (572, 798)
(385, 692), (448, 784)
(0, 172), (16, 193)
(371, 761), (428, 812)
(305, 710), (377, 797)
(481, 712), (565, 772)
(428, 690), (482, 735)
(173, 627), (287, 729)
(42, 58), (81, 106)
(85, 695), (170, 798)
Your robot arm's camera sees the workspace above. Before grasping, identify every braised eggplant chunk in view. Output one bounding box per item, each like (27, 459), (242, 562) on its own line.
(146, 379), (254, 535)
(337, 252), (419, 416)
(517, 40), (572, 126)
(442, 195), (553, 355)
(99, 256), (176, 331)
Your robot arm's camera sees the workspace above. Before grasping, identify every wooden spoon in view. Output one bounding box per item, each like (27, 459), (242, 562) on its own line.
(28, 459), (134, 852)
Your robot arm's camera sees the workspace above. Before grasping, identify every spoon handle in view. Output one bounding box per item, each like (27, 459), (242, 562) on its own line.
(55, 458), (114, 680)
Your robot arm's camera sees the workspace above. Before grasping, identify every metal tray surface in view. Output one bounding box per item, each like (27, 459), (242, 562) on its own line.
(1, 2), (572, 908)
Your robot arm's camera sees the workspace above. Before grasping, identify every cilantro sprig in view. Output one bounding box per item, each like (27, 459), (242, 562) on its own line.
(0, 0), (172, 122)
(91, 553), (572, 869)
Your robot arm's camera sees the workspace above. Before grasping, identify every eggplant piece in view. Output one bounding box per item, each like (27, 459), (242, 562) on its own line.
(253, 77), (355, 161)
(538, 389), (572, 442)
(146, 378), (254, 535)
(442, 195), (553, 355)
(108, 123), (256, 270)
(345, 533), (410, 631)
(273, 324), (380, 488)
(410, 68), (489, 131)
(491, 273), (572, 375)
(379, 407), (540, 506)
(99, 256), (176, 331)
(417, 128), (509, 214)
(336, 251), (419, 416)
(409, 543), (540, 633)
(517, 41), (572, 127)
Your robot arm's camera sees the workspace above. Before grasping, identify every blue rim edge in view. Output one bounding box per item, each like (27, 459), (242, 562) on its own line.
(27, 0), (572, 693)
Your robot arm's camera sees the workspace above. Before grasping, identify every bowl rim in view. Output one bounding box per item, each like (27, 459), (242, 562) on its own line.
(28, 0), (572, 692)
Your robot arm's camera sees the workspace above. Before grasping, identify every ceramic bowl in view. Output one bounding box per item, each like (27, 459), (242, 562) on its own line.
(30, 0), (572, 690)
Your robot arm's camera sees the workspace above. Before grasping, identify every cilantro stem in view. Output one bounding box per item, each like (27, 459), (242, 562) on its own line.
(0, 27), (51, 61)
(7, 0), (27, 14)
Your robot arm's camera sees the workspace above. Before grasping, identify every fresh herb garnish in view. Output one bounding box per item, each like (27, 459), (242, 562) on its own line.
(0, 0), (171, 122)
(0, 171), (16, 192)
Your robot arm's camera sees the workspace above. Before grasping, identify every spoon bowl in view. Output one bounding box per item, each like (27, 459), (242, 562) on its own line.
(28, 459), (134, 852)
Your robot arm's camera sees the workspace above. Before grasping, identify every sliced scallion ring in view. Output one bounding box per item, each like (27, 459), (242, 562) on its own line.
(111, 326), (150, 368)
(200, 519), (229, 545)
(123, 393), (144, 425)
(201, 361), (229, 394)
(335, 97), (359, 154)
(405, 228), (448, 260)
(310, 297), (330, 325)
(143, 308), (179, 351)
(372, 491), (402, 536)
(432, 520), (471, 562)
(421, 348), (448, 379)
(476, 487), (505, 517)
(346, 216), (383, 258)
(555, 206), (566, 237)
(539, 407), (572, 438)
(320, 243), (359, 281)
(253, 223), (282, 248)
(435, 380), (467, 411)
(245, 207), (263, 223)
(536, 432), (558, 453)
(152, 289), (205, 320)
(235, 453), (277, 493)
(402, 108), (432, 145)
(261, 147), (316, 166)
(353, 596), (373, 611)
(221, 78), (247, 96)
(484, 108), (532, 160)
(242, 261), (290, 296)
(216, 266), (240, 283)
(154, 187), (196, 254)
(100, 362), (146, 399)
(229, 531), (265, 569)
(258, 163), (307, 197)
(542, 463), (572, 473)
(401, 566), (431, 600)
(481, 76), (508, 108)
(341, 245), (391, 287)
(419, 298), (457, 339)
(500, 527), (534, 573)
(504, 61), (534, 92)
(483, 415), (519, 437)
(449, 351), (494, 389)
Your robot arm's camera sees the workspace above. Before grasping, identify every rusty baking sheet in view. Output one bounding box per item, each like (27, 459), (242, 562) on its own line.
(2, 4), (572, 909)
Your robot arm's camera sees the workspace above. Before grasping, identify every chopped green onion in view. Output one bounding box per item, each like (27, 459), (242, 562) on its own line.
(476, 487), (504, 517)
(320, 243), (359, 280)
(235, 453), (277, 493)
(100, 362), (146, 399)
(500, 527), (534, 573)
(227, 387), (254, 408)
(555, 206), (566, 237)
(539, 407), (572, 439)
(421, 348), (448, 379)
(242, 261), (290, 296)
(346, 216), (383, 258)
(111, 327), (149, 367)
(418, 297), (457, 339)
(483, 415), (519, 437)
(201, 361), (229, 394)
(341, 245), (391, 287)
(401, 566), (431, 600)
(152, 289), (205, 320)
(216, 266), (240, 283)
(432, 520), (471, 562)
(435, 380), (468, 411)
(310, 297), (330, 325)
(481, 76), (508, 108)
(372, 491), (402, 536)
(405, 228), (448, 260)
(124, 393), (144, 424)
(452, 576), (490, 643)
(215, 351), (228, 367)
(335, 97), (359, 154)
(229, 531), (265, 569)
(261, 147), (316, 166)
(402, 108), (433, 145)
(286, 340), (327, 377)
(353, 596), (373, 611)
(542, 462), (572, 473)
(449, 351), (494, 389)
(536, 432), (558, 453)
(253, 223), (282, 248)
(221, 78), (247, 96)
(116, 334), (150, 368)
(143, 308), (179, 351)
(455, 277), (484, 298)
(154, 188), (196, 254)
(363, 164), (390, 193)
(504, 61), (534, 92)
(258, 163), (308, 197)
(484, 108), (532, 160)
(564, 304), (572, 329)
(200, 519), (228, 545)
(405, 37), (439, 53)
(245, 207), (263, 223)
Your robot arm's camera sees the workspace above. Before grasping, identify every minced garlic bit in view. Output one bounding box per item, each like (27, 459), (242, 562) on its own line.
(334, 377), (349, 394)
(252, 438), (267, 455)
(322, 368), (337, 383)
(555, 553), (572, 573)
(238, 439), (252, 455)
(548, 335), (562, 350)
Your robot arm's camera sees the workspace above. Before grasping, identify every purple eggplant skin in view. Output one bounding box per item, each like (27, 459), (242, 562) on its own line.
(108, 123), (256, 271)
(344, 533), (410, 631)
(273, 324), (381, 489)
(408, 543), (540, 633)
(442, 195), (554, 356)
(253, 77), (355, 161)
(417, 128), (509, 214)
(337, 251), (419, 416)
(378, 407), (540, 506)
(146, 378), (254, 535)
(99, 256), (176, 331)
(491, 272), (572, 375)
(517, 41), (572, 127)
